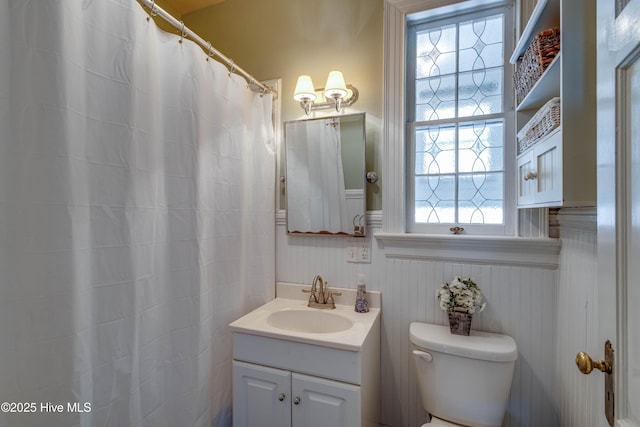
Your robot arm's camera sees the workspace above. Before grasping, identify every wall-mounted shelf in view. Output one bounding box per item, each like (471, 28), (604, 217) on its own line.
(510, 0), (560, 64)
(513, 0), (596, 209)
(516, 54), (561, 111)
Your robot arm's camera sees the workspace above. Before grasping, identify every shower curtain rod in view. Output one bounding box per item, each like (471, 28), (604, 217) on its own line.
(138, 0), (276, 97)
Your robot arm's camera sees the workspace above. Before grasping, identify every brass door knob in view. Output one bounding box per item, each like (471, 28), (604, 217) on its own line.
(576, 341), (614, 426)
(576, 351), (612, 375)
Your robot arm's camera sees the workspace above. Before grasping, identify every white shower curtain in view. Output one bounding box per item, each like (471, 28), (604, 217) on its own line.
(0, 1), (275, 426)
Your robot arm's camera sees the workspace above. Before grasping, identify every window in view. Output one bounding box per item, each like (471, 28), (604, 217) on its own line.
(406, 5), (514, 235)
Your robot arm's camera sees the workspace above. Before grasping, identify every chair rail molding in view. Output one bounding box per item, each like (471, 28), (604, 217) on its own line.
(276, 210), (383, 229)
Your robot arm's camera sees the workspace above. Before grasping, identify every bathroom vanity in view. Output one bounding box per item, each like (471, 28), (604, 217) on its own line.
(229, 282), (381, 427)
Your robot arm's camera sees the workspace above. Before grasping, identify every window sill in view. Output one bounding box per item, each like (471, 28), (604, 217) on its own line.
(374, 232), (561, 269)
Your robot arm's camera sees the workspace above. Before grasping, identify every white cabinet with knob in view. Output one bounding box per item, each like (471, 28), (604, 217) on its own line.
(229, 283), (381, 427)
(517, 128), (562, 206)
(233, 361), (292, 427)
(233, 360), (360, 427)
(513, 0), (596, 208)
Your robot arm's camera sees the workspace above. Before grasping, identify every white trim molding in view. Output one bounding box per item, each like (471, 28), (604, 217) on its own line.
(382, 1), (407, 232)
(276, 210), (383, 230)
(549, 207), (597, 233)
(375, 232), (561, 268)
(366, 210), (383, 228)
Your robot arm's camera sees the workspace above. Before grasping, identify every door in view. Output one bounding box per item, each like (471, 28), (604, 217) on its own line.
(233, 361), (292, 427)
(597, 0), (640, 426)
(291, 373), (360, 427)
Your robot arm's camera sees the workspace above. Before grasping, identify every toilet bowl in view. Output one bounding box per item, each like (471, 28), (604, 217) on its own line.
(410, 322), (518, 427)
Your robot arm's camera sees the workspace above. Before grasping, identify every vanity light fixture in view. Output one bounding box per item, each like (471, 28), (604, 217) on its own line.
(293, 75), (317, 115)
(293, 71), (359, 115)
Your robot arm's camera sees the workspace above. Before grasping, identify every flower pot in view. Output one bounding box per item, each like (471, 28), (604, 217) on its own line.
(447, 310), (473, 336)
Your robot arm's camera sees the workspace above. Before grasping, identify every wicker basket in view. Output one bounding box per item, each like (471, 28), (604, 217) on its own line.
(518, 97), (561, 154)
(514, 28), (561, 105)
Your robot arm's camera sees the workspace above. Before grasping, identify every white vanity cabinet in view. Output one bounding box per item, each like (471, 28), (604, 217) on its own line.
(229, 284), (381, 427)
(512, 0), (595, 208)
(233, 360), (360, 427)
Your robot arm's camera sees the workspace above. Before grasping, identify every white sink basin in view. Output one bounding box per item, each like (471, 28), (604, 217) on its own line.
(267, 309), (353, 333)
(229, 283), (381, 351)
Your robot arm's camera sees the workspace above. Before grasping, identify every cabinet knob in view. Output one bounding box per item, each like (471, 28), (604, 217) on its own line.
(278, 393), (285, 402)
(524, 171), (538, 181)
(293, 397), (301, 405)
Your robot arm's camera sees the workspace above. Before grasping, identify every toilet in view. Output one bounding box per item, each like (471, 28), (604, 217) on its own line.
(409, 322), (518, 427)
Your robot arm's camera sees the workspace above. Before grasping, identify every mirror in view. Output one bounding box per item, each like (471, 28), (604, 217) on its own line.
(284, 113), (366, 236)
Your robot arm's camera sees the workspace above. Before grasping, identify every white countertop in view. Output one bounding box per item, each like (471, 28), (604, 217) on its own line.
(229, 283), (381, 351)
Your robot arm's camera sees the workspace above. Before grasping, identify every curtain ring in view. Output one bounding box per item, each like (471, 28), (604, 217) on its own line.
(228, 60), (236, 76)
(179, 21), (186, 44)
(206, 42), (213, 61)
(146, 0), (157, 21)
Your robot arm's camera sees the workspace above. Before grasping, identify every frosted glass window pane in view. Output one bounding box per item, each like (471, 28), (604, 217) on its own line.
(459, 15), (504, 72)
(408, 9), (508, 230)
(417, 53), (456, 78)
(416, 75), (456, 120)
(458, 173), (504, 224)
(416, 25), (457, 78)
(458, 120), (504, 172)
(458, 68), (503, 117)
(415, 201), (456, 223)
(415, 175), (455, 223)
(415, 125), (456, 174)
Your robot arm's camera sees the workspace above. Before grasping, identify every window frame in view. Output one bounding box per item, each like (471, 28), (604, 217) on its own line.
(380, 0), (515, 237)
(405, 4), (516, 235)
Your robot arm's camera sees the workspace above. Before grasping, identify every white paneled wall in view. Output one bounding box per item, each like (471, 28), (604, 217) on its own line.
(553, 208), (599, 427)
(276, 211), (562, 427)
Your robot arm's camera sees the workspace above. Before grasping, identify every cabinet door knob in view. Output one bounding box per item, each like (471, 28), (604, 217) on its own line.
(278, 393), (285, 402)
(293, 397), (301, 405)
(524, 171), (538, 181)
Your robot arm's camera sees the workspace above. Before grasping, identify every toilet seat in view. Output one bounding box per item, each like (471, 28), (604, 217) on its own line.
(422, 416), (466, 427)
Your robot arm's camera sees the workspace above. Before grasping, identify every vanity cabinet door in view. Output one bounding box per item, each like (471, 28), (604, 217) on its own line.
(233, 361), (292, 427)
(291, 372), (360, 427)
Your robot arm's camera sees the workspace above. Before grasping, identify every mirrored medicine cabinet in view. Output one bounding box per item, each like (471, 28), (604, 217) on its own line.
(284, 113), (366, 236)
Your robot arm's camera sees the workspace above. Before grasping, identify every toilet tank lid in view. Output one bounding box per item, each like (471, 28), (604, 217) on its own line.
(410, 322), (518, 362)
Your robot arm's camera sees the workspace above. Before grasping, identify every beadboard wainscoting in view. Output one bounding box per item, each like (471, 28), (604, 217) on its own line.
(552, 208), (599, 427)
(275, 210), (565, 427)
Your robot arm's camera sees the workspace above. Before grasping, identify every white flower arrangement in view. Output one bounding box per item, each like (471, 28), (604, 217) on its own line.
(436, 276), (487, 314)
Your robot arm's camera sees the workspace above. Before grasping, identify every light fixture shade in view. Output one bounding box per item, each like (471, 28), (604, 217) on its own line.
(293, 75), (317, 102)
(324, 71), (348, 99)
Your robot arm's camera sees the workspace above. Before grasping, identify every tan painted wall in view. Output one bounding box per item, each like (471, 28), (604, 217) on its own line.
(184, 0), (384, 210)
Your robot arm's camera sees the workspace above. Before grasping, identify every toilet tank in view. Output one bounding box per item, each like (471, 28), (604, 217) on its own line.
(410, 322), (518, 427)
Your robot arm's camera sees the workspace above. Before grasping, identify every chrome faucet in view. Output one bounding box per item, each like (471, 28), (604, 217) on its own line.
(303, 275), (342, 309)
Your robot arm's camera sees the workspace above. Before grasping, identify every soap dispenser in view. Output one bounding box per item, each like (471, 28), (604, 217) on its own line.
(354, 274), (369, 313)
